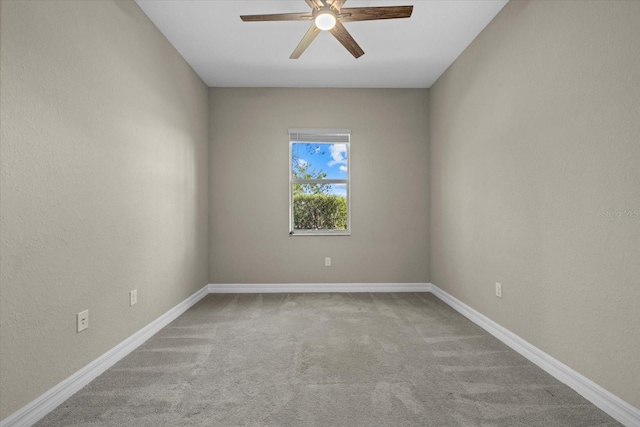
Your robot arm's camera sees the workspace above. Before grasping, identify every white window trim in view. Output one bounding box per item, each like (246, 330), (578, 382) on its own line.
(289, 129), (351, 236)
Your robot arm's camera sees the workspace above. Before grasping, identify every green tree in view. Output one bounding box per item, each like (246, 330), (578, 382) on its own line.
(292, 144), (330, 196)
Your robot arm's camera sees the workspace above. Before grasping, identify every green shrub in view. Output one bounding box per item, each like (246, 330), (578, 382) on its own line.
(293, 194), (347, 230)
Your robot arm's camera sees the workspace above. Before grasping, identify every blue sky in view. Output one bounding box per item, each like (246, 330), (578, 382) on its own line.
(292, 143), (348, 180)
(292, 142), (348, 197)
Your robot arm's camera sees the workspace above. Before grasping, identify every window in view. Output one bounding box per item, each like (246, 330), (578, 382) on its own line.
(289, 129), (350, 235)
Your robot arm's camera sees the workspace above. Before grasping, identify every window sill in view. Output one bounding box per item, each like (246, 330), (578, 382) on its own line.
(289, 231), (351, 236)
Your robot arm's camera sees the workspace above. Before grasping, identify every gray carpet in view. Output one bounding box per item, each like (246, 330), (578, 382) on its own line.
(36, 293), (619, 426)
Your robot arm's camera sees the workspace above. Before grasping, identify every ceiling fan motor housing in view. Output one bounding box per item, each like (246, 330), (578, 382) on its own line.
(313, 7), (338, 31)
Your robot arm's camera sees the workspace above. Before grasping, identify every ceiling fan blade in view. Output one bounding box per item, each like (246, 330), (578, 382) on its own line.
(339, 6), (413, 22)
(241, 12), (312, 22)
(290, 24), (322, 59)
(330, 20), (364, 58)
(327, 0), (346, 10)
(305, 0), (324, 10)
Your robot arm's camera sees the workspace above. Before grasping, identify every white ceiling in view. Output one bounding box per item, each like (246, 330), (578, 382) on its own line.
(135, 0), (508, 88)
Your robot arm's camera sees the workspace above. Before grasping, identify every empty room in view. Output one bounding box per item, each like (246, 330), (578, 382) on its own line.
(1, 0), (638, 426)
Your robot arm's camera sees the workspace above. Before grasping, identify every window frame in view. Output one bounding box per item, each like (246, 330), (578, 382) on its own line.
(288, 129), (351, 236)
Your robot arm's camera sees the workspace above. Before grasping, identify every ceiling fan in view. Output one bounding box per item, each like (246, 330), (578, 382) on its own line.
(240, 0), (413, 59)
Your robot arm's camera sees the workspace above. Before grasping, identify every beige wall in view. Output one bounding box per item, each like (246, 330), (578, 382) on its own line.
(209, 88), (429, 284)
(0, 0), (209, 419)
(430, 0), (640, 408)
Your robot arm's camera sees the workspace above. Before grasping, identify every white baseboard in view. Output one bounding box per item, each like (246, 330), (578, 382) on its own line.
(5, 282), (637, 427)
(208, 282), (432, 293)
(0, 285), (210, 427)
(429, 283), (640, 427)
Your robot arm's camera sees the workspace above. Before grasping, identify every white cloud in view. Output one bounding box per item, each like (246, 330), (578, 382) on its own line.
(339, 165), (348, 172)
(297, 158), (308, 168)
(328, 143), (347, 167)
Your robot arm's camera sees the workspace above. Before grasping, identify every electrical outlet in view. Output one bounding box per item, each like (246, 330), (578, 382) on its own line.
(77, 310), (89, 332)
(495, 282), (502, 298)
(130, 289), (137, 306)
(325, 257), (331, 267)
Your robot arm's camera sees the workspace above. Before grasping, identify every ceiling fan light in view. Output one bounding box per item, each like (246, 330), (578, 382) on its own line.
(315, 12), (336, 31)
